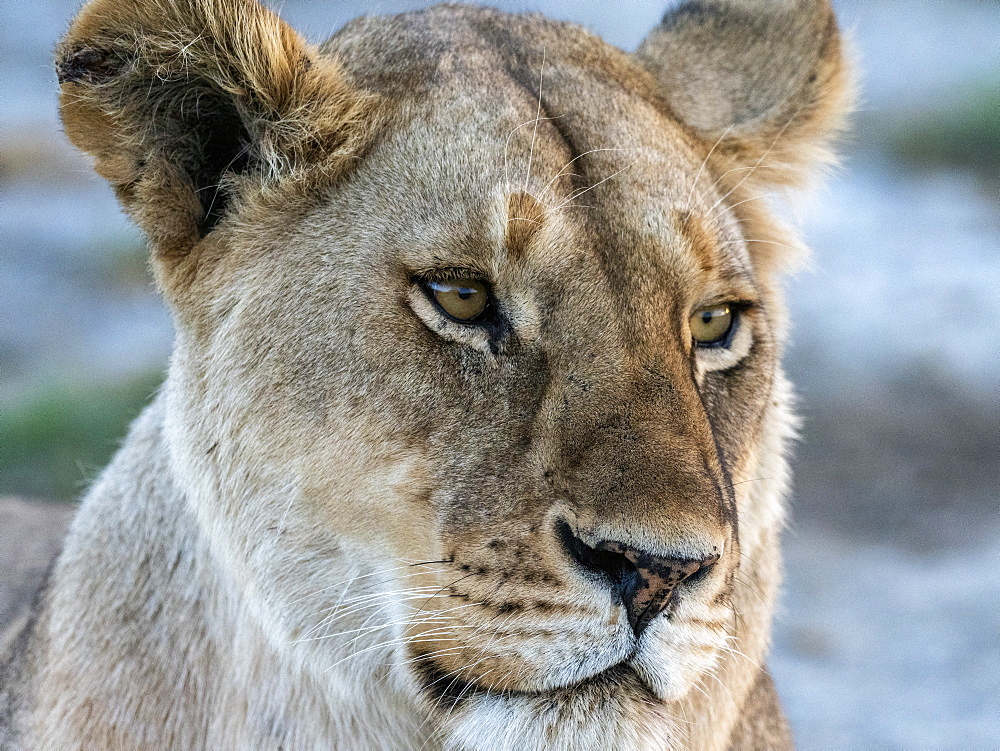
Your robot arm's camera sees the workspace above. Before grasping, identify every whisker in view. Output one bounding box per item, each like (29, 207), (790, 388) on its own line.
(315, 585), (445, 612)
(409, 571), (479, 625)
(723, 476), (775, 491)
(733, 569), (770, 608)
(707, 192), (768, 224)
(306, 596), (481, 642)
(303, 591), (459, 644)
(721, 237), (799, 253)
(717, 643), (762, 672)
(504, 115), (560, 192)
(298, 586), (451, 639)
(684, 123), (735, 213)
(537, 147), (635, 200)
(408, 559), (453, 567)
(288, 562), (450, 606)
(543, 159), (639, 216)
(523, 46), (547, 194)
(294, 609), (480, 645)
(323, 633), (470, 673)
(702, 104), (805, 217)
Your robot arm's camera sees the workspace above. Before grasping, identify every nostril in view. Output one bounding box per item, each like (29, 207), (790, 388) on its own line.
(556, 520), (638, 584)
(556, 520), (720, 637)
(683, 559), (714, 586)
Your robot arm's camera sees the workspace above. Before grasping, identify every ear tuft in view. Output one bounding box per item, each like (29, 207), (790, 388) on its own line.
(55, 0), (379, 259)
(636, 0), (854, 187)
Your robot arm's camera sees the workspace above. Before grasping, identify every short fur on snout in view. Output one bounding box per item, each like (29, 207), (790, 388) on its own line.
(1, 1), (851, 749)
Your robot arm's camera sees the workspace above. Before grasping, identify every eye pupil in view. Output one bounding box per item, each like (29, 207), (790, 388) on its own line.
(458, 289), (473, 300)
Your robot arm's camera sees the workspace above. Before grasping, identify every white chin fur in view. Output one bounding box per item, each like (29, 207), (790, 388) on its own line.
(630, 618), (727, 701)
(441, 687), (677, 751)
(434, 617), (727, 751)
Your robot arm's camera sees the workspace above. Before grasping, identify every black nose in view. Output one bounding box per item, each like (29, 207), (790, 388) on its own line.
(557, 521), (719, 636)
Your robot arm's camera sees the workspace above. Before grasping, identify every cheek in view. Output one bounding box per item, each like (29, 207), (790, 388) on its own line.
(700, 353), (775, 473)
(302, 444), (440, 558)
(176, 298), (448, 552)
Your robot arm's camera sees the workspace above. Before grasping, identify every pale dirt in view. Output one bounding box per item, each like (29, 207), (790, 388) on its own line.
(0, 498), (73, 632)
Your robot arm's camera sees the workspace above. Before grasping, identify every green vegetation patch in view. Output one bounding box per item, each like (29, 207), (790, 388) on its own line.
(0, 371), (164, 502)
(889, 78), (1000, 181)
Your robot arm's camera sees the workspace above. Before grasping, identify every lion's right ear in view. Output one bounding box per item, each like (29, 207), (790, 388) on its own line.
(56, 0), (377, 262)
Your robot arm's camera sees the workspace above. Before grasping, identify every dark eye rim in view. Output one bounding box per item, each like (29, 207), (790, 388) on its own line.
(416, 273), (494, 325)
(692, 302), (752, 350)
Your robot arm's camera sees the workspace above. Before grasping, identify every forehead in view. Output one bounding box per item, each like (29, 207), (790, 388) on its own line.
(328, 6), (753, 284)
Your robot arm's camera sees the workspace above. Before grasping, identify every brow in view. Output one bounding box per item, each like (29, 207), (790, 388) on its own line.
(504, 190), (545, 261)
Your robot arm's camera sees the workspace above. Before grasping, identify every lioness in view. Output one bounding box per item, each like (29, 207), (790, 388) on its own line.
(1, 0), (851, 748)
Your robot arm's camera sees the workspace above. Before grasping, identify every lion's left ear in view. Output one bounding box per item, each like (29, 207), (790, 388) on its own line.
(636, 0), (853, 187)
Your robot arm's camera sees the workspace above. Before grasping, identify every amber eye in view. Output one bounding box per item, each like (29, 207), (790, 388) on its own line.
(425, 278), (489, 322)
(690, 304), (735, 347)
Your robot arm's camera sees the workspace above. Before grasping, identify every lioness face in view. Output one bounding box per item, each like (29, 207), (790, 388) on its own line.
(58, 0), (848, 745)
(169, 12), (771, 708)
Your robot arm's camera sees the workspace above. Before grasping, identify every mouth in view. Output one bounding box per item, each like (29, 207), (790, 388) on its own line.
(413, 654), (650, 712)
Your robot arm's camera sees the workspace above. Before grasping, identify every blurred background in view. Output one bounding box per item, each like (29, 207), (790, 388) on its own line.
(1, 0), (997, 747)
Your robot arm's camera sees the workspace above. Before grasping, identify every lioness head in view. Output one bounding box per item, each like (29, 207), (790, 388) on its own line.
(57, 0), (849, 747)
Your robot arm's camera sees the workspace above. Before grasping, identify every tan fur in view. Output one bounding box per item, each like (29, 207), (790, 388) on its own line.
(1, 1), (851, 748)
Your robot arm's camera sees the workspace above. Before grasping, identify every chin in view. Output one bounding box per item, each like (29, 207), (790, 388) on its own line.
(437, 666), (682, 751)
(418, 630), (726, 751)
(630, 613), (730, 702)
